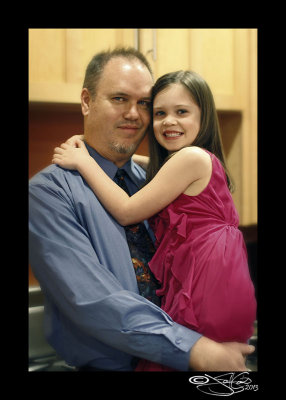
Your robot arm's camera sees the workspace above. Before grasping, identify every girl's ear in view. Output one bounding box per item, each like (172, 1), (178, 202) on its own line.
(81, 88), (91, 116)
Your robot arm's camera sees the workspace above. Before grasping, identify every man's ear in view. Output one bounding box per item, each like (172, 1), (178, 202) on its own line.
(81, 88), (91, 116)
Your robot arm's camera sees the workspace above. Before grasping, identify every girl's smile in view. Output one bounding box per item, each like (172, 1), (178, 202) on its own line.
(163, 130), (184, 139)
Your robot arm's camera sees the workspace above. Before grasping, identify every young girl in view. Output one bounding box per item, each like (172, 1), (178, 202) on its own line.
(52, 70), (257, 371)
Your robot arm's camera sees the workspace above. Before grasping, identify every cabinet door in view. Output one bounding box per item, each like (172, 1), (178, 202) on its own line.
(140, 28), (248, 111)
(189, 29), (246, 110)
(29, 28), (135, 103)
(139, 29), (190, 79)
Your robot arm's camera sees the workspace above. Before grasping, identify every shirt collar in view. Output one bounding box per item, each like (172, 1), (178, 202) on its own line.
(84, 142), (143, 188)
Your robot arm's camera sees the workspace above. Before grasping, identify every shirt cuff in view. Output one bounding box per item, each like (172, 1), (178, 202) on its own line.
(162, 322), (202, 371)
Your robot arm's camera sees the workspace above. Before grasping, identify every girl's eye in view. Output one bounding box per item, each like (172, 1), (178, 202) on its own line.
(177, 109), (188, 115)
(154, 110), (165, 117)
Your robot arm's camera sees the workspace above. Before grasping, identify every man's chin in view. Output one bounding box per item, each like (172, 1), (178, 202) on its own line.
(110, 141), (139, 156)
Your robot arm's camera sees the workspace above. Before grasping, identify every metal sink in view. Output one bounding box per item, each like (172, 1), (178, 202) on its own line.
(28, 286), (75, 371)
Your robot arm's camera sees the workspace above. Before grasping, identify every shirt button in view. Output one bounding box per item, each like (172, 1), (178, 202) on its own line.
(175, 337), (182, 345)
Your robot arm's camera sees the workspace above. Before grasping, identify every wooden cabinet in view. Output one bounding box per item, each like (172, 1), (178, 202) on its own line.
(140, 29), (251, 111)
(29, 28), (135, 103)
(29, 29), (253, 110)
(189, 29), (243, 111)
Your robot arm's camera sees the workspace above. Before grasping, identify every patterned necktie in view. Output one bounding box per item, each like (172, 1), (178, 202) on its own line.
(114, 169), (161, 306)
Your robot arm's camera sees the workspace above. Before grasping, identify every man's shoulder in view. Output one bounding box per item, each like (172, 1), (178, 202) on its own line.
(29, 164), (80, 193)
(30, 164), (58, 182)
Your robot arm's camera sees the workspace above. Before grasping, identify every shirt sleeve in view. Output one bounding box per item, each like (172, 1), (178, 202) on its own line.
(29, 168), (201, 370)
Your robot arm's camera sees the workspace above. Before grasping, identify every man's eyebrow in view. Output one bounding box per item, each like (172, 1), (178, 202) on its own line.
(138, 96), (152, 102)
(110, 92), (151, 101)
(109, 92), (129, 97)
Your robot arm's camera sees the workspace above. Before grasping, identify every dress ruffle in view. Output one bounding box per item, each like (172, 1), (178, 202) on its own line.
(149, 206), (199, 332)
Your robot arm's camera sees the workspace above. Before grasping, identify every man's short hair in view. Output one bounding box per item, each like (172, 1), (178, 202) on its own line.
(83, 47), (153, 99)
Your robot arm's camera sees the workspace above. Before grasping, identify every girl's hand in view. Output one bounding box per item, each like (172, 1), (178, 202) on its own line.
(52, 140), (91, 170)
(65, 134), (84, 147)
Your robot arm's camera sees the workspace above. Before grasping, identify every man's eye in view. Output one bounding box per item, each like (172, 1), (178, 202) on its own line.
(112, 97), (126, 102)
(138, 100), (151, 108)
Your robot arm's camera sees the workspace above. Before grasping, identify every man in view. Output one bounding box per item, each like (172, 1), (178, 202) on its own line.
(29, 47), (254, 371)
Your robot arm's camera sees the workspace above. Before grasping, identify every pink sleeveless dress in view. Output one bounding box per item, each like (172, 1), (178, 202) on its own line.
(136, 150), (256, 371)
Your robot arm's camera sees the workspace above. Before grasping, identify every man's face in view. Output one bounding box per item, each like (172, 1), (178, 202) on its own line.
(82, 57), (153, 165)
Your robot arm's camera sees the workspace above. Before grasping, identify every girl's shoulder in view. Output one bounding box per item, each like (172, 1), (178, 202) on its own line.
(174, 146), (212, 168)
(163, 146), (212, 186)
(177, 147), (213, 197)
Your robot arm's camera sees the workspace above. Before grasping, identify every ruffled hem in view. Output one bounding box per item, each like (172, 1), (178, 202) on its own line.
(149, 207), (199, 331)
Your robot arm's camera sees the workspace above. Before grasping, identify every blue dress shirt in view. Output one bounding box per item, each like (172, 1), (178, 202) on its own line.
(29, 142), (201, 370)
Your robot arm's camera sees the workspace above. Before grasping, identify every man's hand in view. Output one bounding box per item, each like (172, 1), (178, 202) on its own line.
(189, 336), (255, 371)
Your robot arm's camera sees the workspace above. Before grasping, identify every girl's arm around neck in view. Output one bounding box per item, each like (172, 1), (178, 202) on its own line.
(77, 146), (210, 226)
(52, 142), (210, 226)
(132, 154), (150, 170)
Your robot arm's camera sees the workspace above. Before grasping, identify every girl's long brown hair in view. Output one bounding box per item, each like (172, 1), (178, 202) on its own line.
(145, 70), (234, 192)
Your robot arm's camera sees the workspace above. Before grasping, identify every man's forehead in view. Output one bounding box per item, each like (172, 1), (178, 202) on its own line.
(99, 58), (153, 97)
(106, 56), (149, 71)
(119, 60), (148, 73)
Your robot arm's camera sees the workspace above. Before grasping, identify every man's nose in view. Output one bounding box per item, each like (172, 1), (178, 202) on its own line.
(123, 103), (140, 120)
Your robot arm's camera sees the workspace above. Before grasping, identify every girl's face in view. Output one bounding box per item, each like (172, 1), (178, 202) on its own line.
(153, 83), (201, 154)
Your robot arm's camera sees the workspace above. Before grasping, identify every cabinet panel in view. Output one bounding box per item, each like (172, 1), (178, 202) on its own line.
(157, 29), (190, 76)
(189, 29), (235, 97)
(140, 29), (190, 78)
(29, 29), (66, 83)
(189, 29), (248, 110)
(70, 29), (135, 84)
(29, 28), (135, 103)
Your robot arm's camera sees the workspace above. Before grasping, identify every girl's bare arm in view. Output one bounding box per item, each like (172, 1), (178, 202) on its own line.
(132, 154), (150, 170)
(53, 143), (210, 226)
